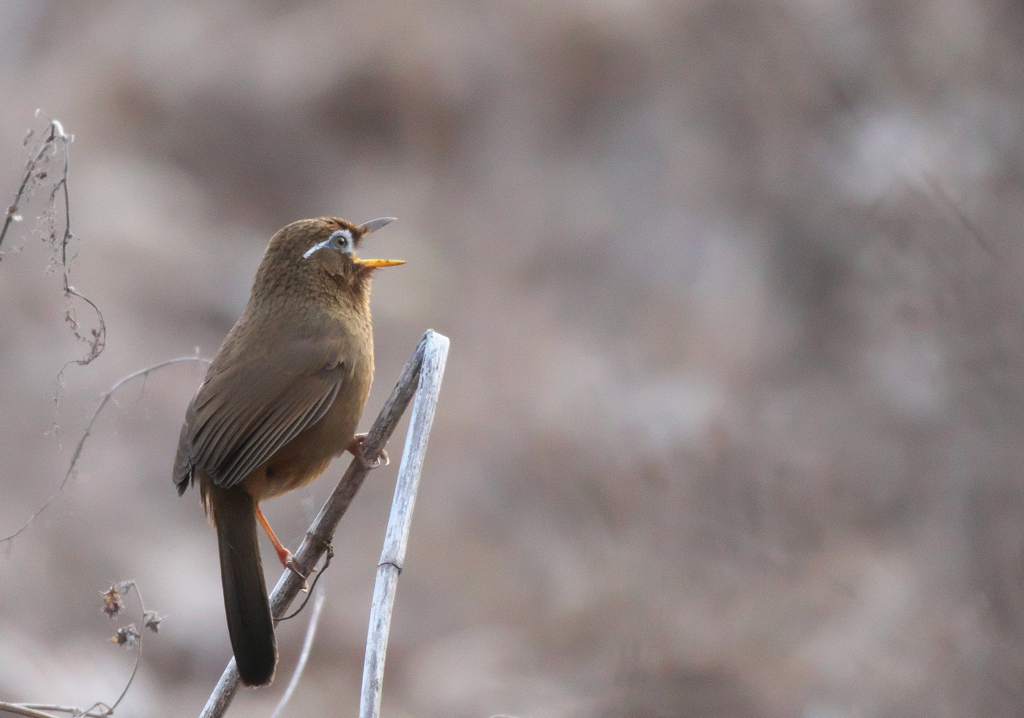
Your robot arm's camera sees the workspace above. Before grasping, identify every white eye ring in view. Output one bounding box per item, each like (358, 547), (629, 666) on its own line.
(303, 229), (354, 259)
(329, 229), (353, 252)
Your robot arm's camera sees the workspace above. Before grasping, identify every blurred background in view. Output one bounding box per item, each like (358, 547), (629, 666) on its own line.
(0, 0), (1022, 715)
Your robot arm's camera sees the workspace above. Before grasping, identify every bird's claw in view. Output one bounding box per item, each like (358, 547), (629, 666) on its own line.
(348, 433), (389, 470)
(358, 448), (388, 470)
(284, 553), (317, 592)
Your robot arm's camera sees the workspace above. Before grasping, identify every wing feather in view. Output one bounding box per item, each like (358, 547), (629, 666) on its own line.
(215, 379), (341, 487)
(174, 322), (350, 491)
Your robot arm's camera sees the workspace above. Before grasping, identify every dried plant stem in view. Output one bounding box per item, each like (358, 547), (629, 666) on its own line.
(360, 331), (448, 718)
(269, 592), (326, 718)
(1, 357), (211, 545)
(200, 329), (449, 718)
(0, 703), (60, 718)
(2, 112), (106, 366)
(104, 581), (151, 715)
(0, 114), (66, 250)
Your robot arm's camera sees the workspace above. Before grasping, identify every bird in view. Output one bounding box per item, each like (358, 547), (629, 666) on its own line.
(173, 216), (404, 686)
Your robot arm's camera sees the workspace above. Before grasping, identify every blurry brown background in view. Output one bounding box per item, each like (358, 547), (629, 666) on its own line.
(1, 0), (1023, 716)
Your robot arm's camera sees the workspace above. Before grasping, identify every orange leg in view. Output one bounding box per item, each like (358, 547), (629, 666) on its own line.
(255, 505), (292, 568)
(255, 505), (312, 581)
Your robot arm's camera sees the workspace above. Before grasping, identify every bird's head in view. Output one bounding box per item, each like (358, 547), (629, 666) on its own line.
(254, 216), (404, 304)
(302, 216), (402, 266)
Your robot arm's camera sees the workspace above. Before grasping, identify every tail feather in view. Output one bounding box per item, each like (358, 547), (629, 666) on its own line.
(212, 486), (278, 686)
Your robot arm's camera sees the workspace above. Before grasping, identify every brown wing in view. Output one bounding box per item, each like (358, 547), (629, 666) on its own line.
(174, 329), (348, 493)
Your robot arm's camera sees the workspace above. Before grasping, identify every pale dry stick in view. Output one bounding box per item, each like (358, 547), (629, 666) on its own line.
(1, 357), (211, 544)
(0, 703), (57, 718)
(7, 705), (101, 716)
(200, 329), (448, 718)
(269, 592), (327, 718)
(360, 331), (448, 718)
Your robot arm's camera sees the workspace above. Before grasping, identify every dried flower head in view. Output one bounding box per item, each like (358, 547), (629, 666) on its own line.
(102, 585), (122, 618)
(144, 611), (164, 633)
(111, 624), (140, 648)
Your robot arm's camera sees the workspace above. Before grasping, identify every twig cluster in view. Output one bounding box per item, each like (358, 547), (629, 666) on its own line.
(1, 111), (105, 368)
(0, 580), (163, 718)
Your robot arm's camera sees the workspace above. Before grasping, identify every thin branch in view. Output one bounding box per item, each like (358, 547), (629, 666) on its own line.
(200, 329), (448, 718)
(2, 112), (106, 376)
(269, 592), (327, 718)
(45, 114), (105, 369)
(12, 706), (89, 715)
(0, 702), (64, 718)
(13, 705), (114, 716)
(1, 357), (211, 544)
(105, 580), (147, 715)
(360, 331), (448, 718)
(0, 114), (65, 250)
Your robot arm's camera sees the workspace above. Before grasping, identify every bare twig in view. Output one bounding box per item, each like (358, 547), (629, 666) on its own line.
(199, 329), (449, 718)
(48, 117), (104, 370)
(104, 580), (150, 715)
(269, 592), (327, 718)
(0, 703), (64, 718)
(360, 331), (448, 718)
(1, 112), (106, 367)
(11, 706), (94, 715)
(1, 357), (211, 544)
(0, 114), (66, 250)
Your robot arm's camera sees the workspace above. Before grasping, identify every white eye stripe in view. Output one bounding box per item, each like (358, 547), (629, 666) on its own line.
(303, 229), (354, 259)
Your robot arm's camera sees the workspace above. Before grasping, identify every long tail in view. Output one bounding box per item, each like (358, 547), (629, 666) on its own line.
(211, 486), (278, 686)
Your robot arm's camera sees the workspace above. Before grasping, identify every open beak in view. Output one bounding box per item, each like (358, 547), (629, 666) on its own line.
(354, 216), (405, 269)
(354, 257), (406, 268)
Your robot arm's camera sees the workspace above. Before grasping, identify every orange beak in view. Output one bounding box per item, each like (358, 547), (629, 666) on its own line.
(355, 217), (404, 269)
(354, 257), (406, 268)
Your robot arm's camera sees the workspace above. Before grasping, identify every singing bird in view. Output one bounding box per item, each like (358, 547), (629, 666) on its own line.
(173, 216), (404, 686)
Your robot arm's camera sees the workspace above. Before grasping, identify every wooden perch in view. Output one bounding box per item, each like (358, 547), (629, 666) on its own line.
(359, 328), (448, 718)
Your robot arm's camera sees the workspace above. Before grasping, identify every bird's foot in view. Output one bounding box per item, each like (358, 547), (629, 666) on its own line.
(283, 552), (317, 592)
(347, 433), (388, 470)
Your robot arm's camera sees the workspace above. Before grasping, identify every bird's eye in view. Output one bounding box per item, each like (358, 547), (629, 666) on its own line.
(329, 229), (353, 253)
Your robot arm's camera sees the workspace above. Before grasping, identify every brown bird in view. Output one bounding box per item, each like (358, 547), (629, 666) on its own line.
(173, 216), (403, 686)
